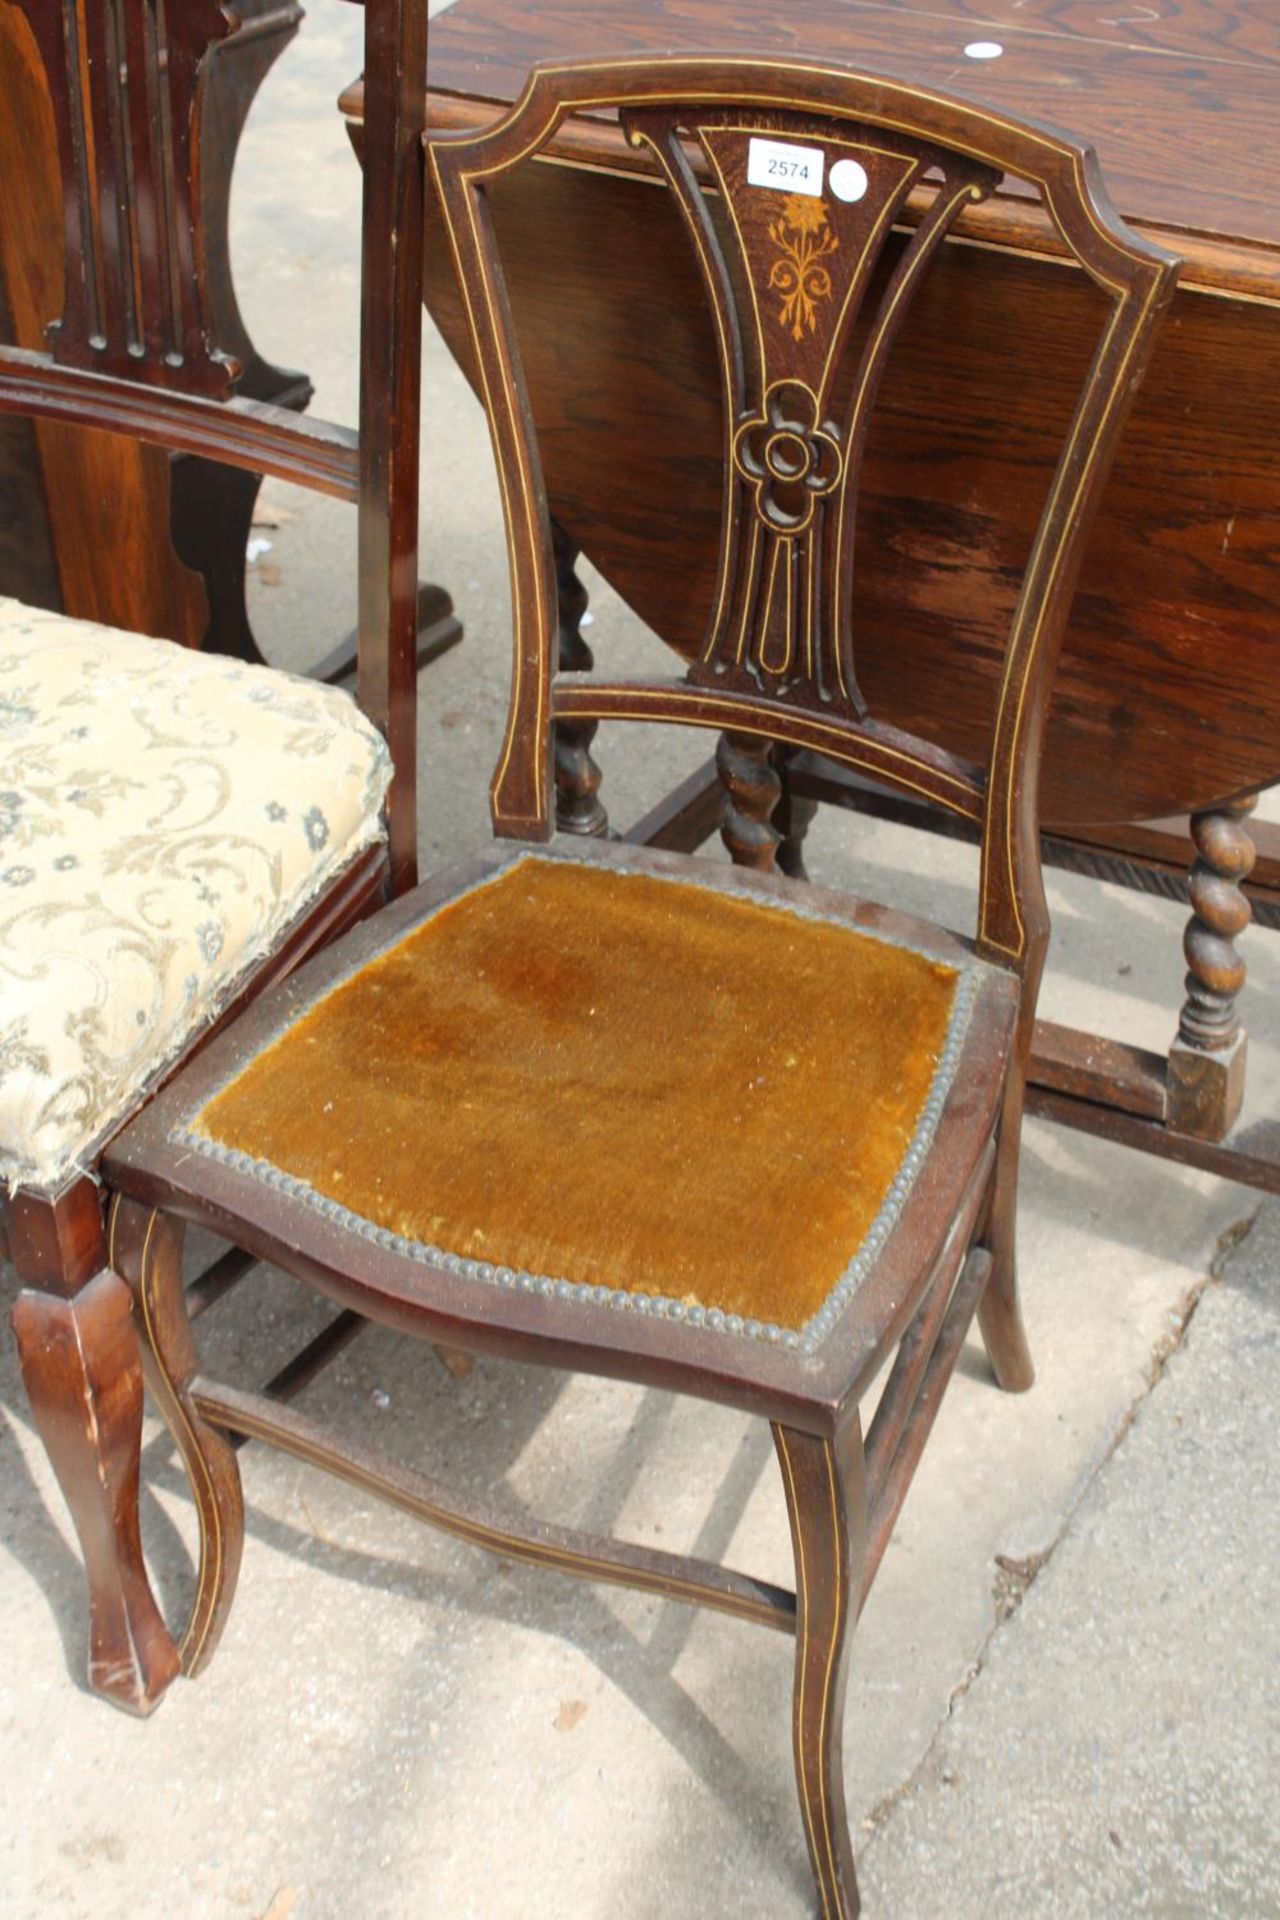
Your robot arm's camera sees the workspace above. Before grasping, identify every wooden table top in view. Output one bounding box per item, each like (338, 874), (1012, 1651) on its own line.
(366, 0), (1280, 827)
(426, 0), (1280, 296)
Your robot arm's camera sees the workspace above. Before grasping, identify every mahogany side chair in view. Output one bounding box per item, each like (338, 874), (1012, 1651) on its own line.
(102, 54), (1177, 1916)
(0, 0), (428, 1715)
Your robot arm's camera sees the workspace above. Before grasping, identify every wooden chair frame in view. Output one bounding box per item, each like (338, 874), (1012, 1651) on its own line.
(99, 50), (1175, 1917)
(427, 51), (1176, 1397)
(0, 0), (426, 1714)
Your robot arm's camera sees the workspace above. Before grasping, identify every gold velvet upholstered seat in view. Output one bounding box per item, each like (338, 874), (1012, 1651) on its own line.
(181, 850), (990, 1342)
(102, 48), (1177, 1920)
(108, 828), (1022, 1442)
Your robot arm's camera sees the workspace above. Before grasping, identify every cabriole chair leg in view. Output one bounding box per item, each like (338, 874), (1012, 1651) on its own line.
(774, 1415), (869, 1920)
(109, 1198), (245, 1678)
(10, 1266), (180, 1714)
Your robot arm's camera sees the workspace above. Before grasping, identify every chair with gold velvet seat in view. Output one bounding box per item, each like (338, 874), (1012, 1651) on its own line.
(102, 54), (1177, 1917)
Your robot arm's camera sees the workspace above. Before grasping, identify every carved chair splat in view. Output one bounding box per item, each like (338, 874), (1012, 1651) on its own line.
(0, 0), (427, 1714)
(11, 0), (239, 396)
(103, 52), (1176, 1913)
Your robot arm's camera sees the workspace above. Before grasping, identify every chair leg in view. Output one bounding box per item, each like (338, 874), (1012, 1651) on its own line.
(11, 1266), (180, 1714)
(774, 1416), (869, 1920)
(552, 520), (608, 837)
(109, 1198), (245, 1677)
(775, 747), (820, 882)
(976, 1093), (1036, 1393)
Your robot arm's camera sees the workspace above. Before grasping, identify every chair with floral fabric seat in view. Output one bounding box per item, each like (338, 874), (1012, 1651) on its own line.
(0, 0), (427, 1715)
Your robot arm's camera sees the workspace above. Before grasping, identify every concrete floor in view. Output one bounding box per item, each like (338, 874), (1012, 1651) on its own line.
(2, 8), (1278, 1915)
(859, 1204), (1280, 1920)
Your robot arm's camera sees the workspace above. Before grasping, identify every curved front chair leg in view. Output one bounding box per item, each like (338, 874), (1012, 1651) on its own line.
(11, 1267), (181, 1714)
(109, 1199), (245, 1677)
(977, 1087), (1036, 1393)
(774, 1416), (869, 1920)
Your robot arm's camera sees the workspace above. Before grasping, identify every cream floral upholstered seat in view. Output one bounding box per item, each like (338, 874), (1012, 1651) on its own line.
(0, 598), (391, 1193)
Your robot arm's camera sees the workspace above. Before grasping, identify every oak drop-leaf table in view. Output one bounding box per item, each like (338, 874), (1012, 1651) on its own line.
(343, 0), (1280, 1194)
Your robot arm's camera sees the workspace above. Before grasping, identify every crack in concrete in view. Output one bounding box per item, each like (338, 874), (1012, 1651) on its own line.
(859, 1203), (1260, 1840)
(992, 1545), (1052, 1622)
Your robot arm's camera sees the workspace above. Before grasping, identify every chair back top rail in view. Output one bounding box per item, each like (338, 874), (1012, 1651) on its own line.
(426, 52), (1178, 966)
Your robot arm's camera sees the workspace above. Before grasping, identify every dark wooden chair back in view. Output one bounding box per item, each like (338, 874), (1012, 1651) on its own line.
(0, 0), (425, 889)
(426, 53), (1177, 969)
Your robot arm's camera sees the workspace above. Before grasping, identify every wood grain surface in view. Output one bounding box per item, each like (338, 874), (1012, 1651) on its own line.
(0, 2), (208, 638)
(0, 0), (308, 647)
(355, 0), (1280, 830)
(425, 0), (1280, 258)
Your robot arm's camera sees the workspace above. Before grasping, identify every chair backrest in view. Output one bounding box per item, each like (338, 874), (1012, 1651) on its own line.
(425, 54), (1178, 971)
(0, 0), (426, 891)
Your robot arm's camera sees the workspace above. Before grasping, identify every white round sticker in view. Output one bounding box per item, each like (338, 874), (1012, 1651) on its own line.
(829, 159), (869, 204)
(963, 40), (1004, 58)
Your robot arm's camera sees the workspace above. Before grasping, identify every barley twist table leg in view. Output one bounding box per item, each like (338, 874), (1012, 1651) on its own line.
(775, 747), (820, 881)
(1166, 794), (1257, 1139)
(717, 730), (781, 872)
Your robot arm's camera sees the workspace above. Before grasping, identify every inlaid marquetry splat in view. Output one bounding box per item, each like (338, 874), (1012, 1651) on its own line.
(624, 108), (995, 710)
(12, 0), (239, 394)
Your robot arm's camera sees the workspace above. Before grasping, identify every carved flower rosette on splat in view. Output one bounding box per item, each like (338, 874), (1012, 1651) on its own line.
(733, 381), (843, 535)
(767, 194), (839, 341)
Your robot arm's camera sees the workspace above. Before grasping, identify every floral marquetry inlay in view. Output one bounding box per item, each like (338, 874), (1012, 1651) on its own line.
(767, 195), (840, 341)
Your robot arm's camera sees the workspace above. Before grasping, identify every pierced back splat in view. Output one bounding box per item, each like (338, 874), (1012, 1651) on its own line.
(12, 0), (239, 396)
(0, 0), (430, 892)
(625, 110), (995, 713)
